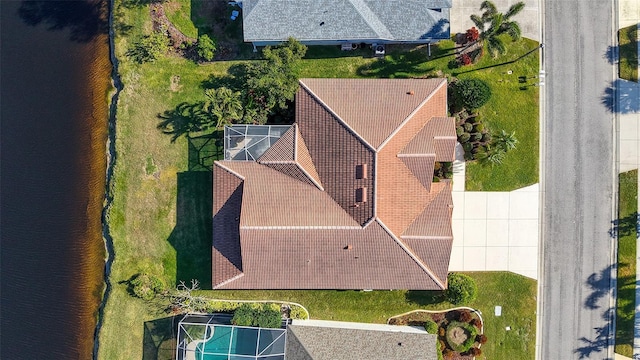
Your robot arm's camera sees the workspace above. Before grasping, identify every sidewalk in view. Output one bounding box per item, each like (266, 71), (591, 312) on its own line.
(448, 144), (539, 279)
(617, 0), (640, 358)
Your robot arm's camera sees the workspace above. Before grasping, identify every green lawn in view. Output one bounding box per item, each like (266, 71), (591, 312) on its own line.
(615, 170), (638, 357)
(619, 24), (638, 82)
(99, 1), (539, 359)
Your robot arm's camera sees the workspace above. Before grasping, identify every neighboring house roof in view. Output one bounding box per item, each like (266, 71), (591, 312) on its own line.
(242, 0), (451, 44)
(286, 321), (438, 360)
(213, 78), (457, 290)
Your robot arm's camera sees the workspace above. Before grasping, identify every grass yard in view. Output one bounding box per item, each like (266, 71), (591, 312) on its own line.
(99, 1), (539, 359)
(615, 170), (638, 357)
(619, 24), (638, 82)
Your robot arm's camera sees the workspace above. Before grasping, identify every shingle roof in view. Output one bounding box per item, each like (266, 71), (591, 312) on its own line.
(242, 0), (451, 43)
(286, 324), (438, 360)
(300, 78), (445, 149)
(213, 78), (456, 290)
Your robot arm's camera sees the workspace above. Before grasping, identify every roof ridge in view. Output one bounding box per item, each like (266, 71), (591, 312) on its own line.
(348, 0), (393, 40)
(377, 79), (447, 151)
(376, 218), (446, 289)
(298, 80), (376, 151)
(214, 161), (247, 180)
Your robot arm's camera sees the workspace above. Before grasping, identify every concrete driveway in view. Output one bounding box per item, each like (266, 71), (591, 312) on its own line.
(448, 144), (539, 279)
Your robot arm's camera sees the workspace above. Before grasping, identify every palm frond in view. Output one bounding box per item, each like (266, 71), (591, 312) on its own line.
(504, 1), (526, 20)
(480, 0), (497, 21)
(470, 14), (486, 33)
(487, 36), (506, 58)
(502, 21), (522, 41)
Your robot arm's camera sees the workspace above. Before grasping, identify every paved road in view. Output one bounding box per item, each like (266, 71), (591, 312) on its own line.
(539, 0), (617, 359)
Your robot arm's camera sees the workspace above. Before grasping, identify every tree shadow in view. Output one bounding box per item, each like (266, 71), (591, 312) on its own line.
(188, 131), (224, 171)
(142, 315), (181, 360)
(200, 63), (248, 91)
(405, 290), (446, 306)
(584, 265), (614, 310)
(157, 102), (208, 143)
(17, 0), (108, 43)
(601, 79), (640, 114)
(166, 171), (213, 288)
(452, 44), (542, 76)
(575, 264), (617, 359)
(608, 212), (640, 239)
(357, 50), (435, 78)
(420, 18), (450, 40)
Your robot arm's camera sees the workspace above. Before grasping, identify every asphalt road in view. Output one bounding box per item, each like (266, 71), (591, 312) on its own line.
(539, 0), (617, 359)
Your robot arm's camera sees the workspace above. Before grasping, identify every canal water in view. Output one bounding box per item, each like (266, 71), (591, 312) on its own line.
(0, 1), (111, 358)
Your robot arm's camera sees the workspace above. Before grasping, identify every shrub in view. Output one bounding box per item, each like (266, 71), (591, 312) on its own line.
(473, 123), (484, 132)
(456, 126), (464, 136)
(471, 132), (483, 141)
(446, 321), (478, 353)
(459, 53), (472, 66)
(424, 320), (439, 334)
(463, 122), (473, 132)
(439, 327), (446, 337)
(431, 312), (445, 323)
(466, 27), (479, 43)
(471, 318), (482, 329)
(129, 273), (165, 300)
(458, 309), (473, 323)
(443, 349), (454, 360)
(446, 273), (478, 305)
(437, 339), (445, 360)
(126, 29), (170, 63)
(205, 300), (241, 313)
(451, 79), (492, 110)
(481, 132), (492, 143)
(458, 132), (471, 143)
(290, 306), (308, 319)
(232, 303), (282, 328)
(196, 34), (217, 61)
(476, 334), (488, 344)
(468, 347), (482, 356)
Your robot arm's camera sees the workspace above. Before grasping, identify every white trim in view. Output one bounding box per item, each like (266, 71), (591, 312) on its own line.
(213, 273), (245, 289)
(397, 153), (436, 158)
(377, 79), (447, 151)
(401, 235), (453, 240)
(376, 218), (446, 289)
(214, 161), (247, 180)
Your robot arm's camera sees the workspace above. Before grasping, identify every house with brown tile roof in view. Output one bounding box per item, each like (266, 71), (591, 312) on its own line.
(213, 78), (456, 290)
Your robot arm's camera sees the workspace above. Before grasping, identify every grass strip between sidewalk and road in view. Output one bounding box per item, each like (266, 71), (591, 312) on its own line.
(619, 24), (638, 82)
(615, 169), (638, 357)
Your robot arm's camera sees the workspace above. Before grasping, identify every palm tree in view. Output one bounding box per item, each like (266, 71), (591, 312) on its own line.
(494, 129), (518, 151)
(470, 0), (525, 58)
(203, 87), (243, 129)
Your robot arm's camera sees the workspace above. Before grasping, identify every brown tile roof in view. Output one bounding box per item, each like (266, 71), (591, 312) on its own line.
(402, 182), (454, 238)
(215, 161), (359, 228)
(297, 86), (375, 226)
(400, 117), (457, 160)
(399, 155), (436, 192)
(212, 164), (244, 286)
(212, 78), (457, 290)
(299, 78), (446, 149)
(214, 222), (442, 289)
(257, 125), (296, 162)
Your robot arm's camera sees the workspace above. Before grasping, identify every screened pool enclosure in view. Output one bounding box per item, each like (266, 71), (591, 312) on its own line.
(176, 314), (287, 360)
(224, 125), (292, 161)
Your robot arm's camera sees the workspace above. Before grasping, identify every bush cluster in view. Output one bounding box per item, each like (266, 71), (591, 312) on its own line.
(454, 110), (491, 161)
(129, 273), (166, 300)
(446, 273), (478, 305)
(231, 303), (282, 328)
(445, 321), (478, 353)
(433, 162), (453, 182)
(424, 320), (439, 334)
(289, 306), (308, 320)
(450, 79), (491, 110)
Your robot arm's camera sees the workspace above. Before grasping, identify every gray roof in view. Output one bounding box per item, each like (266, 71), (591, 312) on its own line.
(242, 0), (451, 43)
(286, 324), (438, 360)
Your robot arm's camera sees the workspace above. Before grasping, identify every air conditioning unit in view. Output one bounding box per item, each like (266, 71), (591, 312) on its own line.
(373, 44), (385, 57)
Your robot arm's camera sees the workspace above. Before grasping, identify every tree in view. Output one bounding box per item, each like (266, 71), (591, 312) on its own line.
(446, 273), (478, 305)
(126, 28), (170, 63)
(203, 87), (243, 128)
(470, 1), (525, 58)
(196, 34), (217, 61)
(451, 79), (492, 110)
(129, 273), (166, 300)
(244, 38), (307, 123)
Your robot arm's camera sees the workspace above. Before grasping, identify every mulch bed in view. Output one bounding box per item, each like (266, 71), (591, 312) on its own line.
(389, 309), (483, 360)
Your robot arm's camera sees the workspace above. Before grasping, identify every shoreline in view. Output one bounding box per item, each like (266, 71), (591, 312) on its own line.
(92, 0), (122, 357)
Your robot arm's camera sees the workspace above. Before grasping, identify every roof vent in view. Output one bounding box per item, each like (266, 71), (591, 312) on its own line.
(407, 90), (415, 95)
(344, 245), (352, 250)
(320, 21), (325, 26)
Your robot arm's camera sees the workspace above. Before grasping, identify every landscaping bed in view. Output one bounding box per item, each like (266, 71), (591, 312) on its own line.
(389, 308), (485, 359)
